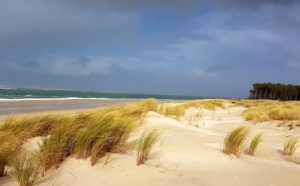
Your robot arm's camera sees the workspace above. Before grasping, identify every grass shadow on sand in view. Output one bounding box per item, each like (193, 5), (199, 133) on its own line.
(283, 155), (300, 165)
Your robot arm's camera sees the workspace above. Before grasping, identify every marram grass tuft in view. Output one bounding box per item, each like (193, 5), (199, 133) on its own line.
(283, 136), (299, 156)
(136, 128), (161, 166)
(223, 126), (251, 156)
(9, 151), (41, 186)
(249, 133), (264, 156)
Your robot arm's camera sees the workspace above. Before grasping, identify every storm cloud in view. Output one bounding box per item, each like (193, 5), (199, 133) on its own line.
(1, 0), (300, 98)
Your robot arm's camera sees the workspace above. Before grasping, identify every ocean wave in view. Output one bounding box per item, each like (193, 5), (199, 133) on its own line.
(0, 87), (206, 101)
(0, 87), (14, 90)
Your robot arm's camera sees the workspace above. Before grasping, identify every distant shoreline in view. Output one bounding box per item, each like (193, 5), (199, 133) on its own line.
(0, 99), (141, 116)
(0, 87), (209, 100)
(0, 98), (188, 117)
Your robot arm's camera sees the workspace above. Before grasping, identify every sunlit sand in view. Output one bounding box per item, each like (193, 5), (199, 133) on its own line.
(1, 99), (300, 186)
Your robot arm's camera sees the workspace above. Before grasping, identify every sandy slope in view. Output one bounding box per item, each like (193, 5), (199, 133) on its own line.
(2, 107), (300, 186)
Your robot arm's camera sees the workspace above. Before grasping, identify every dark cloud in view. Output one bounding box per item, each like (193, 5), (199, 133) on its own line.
(62, 0), (202, 12)
(217, 0), (299, 8)
(0, 0), (299, 58)
(64, 0), (299, 11)
(0, 0), (139, 60)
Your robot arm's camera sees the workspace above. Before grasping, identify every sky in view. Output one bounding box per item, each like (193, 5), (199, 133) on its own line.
(0, 0), (300, 98)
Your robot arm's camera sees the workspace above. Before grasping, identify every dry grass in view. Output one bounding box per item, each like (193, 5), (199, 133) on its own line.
(187, 113), (202, 126)
(181, 99), (227, 110)
(136, 128), (161, 166)
(249, 133), (264, 156)
(283, 136), (299, 156)
(73, 113), (140, 165)
(9, 151), (41, 186)
(230, 99), (274, 108)
(156, 104), (185, 120)
(157, 99), (227, 120)
(0, 133), (21, 177)
(223, 126), (251, 156)
(243, 102), (300, 123)
(0, 99), (159, 177)
(38, 115), (78, 172)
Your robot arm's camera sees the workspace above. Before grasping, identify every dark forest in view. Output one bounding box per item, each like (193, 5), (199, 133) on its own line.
(249, 83), (300, 101)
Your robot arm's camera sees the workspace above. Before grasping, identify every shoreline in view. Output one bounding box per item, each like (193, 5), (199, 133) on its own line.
(0, 99), (142, 120)
(0, 98), (188, 120)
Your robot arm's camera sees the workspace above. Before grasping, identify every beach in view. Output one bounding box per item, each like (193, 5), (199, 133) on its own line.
(1, 99), (300, 186)
(0, 99), (142, 120)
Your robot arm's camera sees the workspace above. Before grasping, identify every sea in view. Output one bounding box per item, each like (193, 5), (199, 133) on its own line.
(0, 87), (207, 101)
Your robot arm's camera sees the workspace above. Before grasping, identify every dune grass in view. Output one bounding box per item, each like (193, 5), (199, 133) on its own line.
(38, 100), (157, 168)
(283, 136), (299, 156)
(157, 99), (227, 120)
(0, 99), (159, 178)
(230, 99), (274, 108)
(73, 112), (140, 165)
(136, 128), (161, 166)
(9, 151), (41, 186)
(243, 102), (300, 123)
(38, 115), (78, 172)
(181, 99), (227, 110)
(156, 104), (185, 120)
(0, 133), (21, 177)
(165, 106), (185, 120)
(0, 114), (69, 141)
(249, 133), (264, 156)
(223, 126), (251, 156)
(187, 112), (202, 126)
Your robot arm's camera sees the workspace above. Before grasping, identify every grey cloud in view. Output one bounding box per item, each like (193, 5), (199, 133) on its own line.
(66, 0), (299, 11)
(71, 57), (91, 67)
(177, 56), (186, 61)
(188, 33), (216, 42)
(44, 57), (112, 76)
(286, 60), (300, 70)
(220, 0), (295, 7)
(8, 57), (112, 76)
(207, 63), (231, 73)
(63, 0), (202, 12)
(1, 0), (299, 60)
(0, 0), (139, 60)
(21, 60), (40, 68)
(1, 59), (299, 98)
(77, 57), (90, 64)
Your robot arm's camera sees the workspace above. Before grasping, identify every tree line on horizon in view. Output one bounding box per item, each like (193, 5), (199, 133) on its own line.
(249, 83), (300, 101)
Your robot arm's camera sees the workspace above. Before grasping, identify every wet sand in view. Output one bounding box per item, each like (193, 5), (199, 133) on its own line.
(0, 99), (184, 121)
(0, 99), (186, 116)
(0, 99), (143, 115)
(0, 99), (141, 119)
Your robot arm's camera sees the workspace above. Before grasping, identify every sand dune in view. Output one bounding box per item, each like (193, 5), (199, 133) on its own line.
(1, 105), (300, 186)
